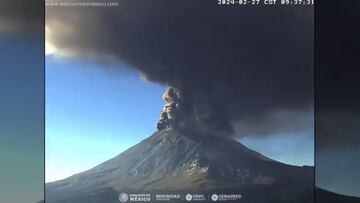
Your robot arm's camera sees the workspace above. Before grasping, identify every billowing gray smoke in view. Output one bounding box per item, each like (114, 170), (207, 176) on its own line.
(157, 87), (181, 130)
(156, 86), (233, 135)
(46, 0), (314, 137)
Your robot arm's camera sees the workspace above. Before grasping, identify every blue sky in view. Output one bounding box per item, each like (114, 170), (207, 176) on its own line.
(240, 133), (313, 166)
(46, 56), (166, 182)
(0, 36), (44, 203)
(46, 55), (314, 182)
(316, 147), (360, 197)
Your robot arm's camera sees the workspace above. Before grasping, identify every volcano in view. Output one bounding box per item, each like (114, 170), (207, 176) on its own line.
(316, 188), (360, 203)
(46, 129), (314, 203)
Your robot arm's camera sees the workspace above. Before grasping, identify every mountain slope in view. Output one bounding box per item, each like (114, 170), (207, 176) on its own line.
(316, 188), (360, 203)
(46, 129), (314, 203)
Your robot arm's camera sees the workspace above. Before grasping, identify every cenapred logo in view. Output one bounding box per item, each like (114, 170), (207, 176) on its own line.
(119, 192), (129, 202)
(211, 194), (219, 201)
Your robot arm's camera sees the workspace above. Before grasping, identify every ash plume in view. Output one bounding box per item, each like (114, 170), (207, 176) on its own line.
(156, 87), (181, 130)
(0, 0), (43, 34)
(46, 0), (314, 138)
(156, 87), (234, 135)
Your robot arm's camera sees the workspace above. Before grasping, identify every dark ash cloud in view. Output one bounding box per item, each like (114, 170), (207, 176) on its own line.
(46, 0), (314, 137)
(315, 0), (360, 197)
(316, 0), (360, 149)
(0, 0), (43, 34)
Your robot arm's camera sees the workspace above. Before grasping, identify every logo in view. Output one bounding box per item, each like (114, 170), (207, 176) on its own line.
(212, 194), (242, 201)
(192, 194), (206, 201)
(155, 194), (181, 201)
(211, 194), (218, 201)
(119, 192), (129, 202)
(185, 194), (193, 201)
